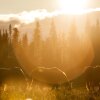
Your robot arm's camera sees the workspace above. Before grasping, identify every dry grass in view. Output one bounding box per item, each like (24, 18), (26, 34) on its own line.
(0, 82), (100, 100)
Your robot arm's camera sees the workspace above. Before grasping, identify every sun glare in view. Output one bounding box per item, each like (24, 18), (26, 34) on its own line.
(58, 0), (88, 14)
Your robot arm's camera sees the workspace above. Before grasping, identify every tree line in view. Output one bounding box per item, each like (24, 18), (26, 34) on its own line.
(0, 18), (100, 72)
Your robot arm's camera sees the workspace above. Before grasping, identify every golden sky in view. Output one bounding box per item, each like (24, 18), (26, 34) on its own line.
(0, 0), (58, 13)
(0, 0), (99, 14)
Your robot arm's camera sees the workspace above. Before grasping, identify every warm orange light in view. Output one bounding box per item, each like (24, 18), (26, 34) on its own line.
(58, 0), (88, 14)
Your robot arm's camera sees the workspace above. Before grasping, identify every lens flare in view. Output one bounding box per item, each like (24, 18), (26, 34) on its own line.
(58, 0), (88, 14)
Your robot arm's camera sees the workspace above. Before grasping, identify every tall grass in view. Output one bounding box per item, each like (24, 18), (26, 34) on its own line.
(0, 82), (100, 100)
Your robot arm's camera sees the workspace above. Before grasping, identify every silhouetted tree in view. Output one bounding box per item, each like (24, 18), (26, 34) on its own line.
(9, 24), (12, 36)
(44, 19), (58, 67)
(65, 18), (83, 73)
(11, 27), (20, 67)
(30, 21), (43, 66)
(22, 34), (28, 47)
(57, 32), (66, 68)
(22, 33), (30, 60)
(9, 24), (12, 44)
(92, 19), (100, 65)
(12, 28), (19, 45)
(0, 30), (3, 66)
(1, 30), (9, 67)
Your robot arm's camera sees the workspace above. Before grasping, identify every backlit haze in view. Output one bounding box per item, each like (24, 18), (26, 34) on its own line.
(0, 0), (100, 82)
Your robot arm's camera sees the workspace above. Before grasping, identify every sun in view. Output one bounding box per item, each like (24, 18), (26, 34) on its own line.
(58, 0), (88, 14)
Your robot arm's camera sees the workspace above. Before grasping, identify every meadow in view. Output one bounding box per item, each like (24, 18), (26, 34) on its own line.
(0, 81), (100, 100)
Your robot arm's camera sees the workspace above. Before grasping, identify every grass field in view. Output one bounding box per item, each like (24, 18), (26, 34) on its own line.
(0, 81), (100, 100)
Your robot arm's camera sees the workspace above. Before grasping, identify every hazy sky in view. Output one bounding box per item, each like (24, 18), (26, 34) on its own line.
(0, 0), (99, 14)
(0, 0), (58, 13)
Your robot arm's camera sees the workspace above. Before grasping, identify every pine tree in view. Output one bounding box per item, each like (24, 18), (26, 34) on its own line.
(0, 30), (4, 66)
(22, 34), (28, 48)
(11, 27), (20, 67)
(9, 24), (12, 36)
(30, 21), (43, 66)
(9, 24), (12, 44)
(45, 19), (58, 67)
(22, 33), (29, 60)
(92, 19), (100, 65)
(1, 29), (9, 67)
(57, 32), (66, 68)
(12, 28), (19, 45)
(81, 16), (94, 67)
(66, 18), (82, 70)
